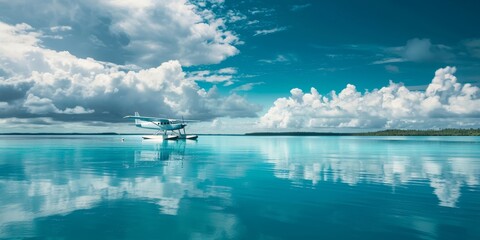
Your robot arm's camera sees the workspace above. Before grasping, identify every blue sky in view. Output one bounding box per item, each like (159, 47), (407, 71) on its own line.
(0, 0), (479, 133)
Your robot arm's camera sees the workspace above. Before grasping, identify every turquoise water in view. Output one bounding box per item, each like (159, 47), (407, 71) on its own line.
(0, 135), (479, 239)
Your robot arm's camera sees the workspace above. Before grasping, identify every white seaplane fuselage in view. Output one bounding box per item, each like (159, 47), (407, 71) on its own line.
(135, 121), (186, 131)
(124, 113), (198, 140)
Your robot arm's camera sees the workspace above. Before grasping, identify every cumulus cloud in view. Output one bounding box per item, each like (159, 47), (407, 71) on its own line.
(0, 0), (240, 67)
(0, 21), (260, 123)
(225, 10), (247, 23)
(260, 66), (480, 129)
(102, 0), (240, 66)
(217, 67), (237, 74)
(186, 67), (237, 85)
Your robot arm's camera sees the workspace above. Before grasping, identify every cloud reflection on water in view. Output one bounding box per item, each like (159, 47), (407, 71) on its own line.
(258, 137), (479, 208)
(0, 136), (479, 238)
(0, 139), (238, 238)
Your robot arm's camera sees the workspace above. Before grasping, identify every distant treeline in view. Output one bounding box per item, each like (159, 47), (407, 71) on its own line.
(246, 129), (480, 136)
(356, 128), (480, 136)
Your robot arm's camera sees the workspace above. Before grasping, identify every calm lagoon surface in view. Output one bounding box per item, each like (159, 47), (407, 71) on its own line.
(0, 135), (479, 239)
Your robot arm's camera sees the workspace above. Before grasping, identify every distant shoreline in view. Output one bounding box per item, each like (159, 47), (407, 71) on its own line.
(246, 129), (480, 136)
(1, 129), (479, 136)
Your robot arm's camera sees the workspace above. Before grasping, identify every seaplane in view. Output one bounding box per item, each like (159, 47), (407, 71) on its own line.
(124, 112), (198, 140)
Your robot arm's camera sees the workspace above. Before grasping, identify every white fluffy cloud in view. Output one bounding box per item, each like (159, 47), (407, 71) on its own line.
(0, 21), (259, 122)
(100, 0), (239, 66)
(0, 0), (239, 67)
(186, 67), (237, 86)
(260, 66), (480, 129)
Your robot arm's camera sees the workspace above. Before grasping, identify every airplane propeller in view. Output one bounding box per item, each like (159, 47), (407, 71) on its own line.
(181, 116), (187, 127)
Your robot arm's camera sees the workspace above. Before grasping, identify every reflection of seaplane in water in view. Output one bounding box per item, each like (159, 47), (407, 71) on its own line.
(133, 141), (187, 168)
(124, 112), (198, 140)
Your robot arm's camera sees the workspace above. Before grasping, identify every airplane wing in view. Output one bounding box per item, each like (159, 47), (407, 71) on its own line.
(124, 115), (169, 122)
(178, 119), (199, 122)
(124, 115), (199, 123)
